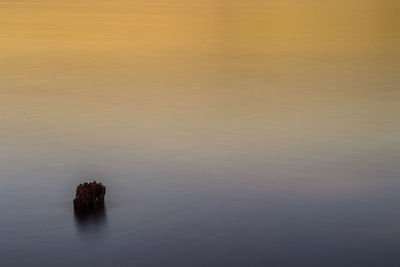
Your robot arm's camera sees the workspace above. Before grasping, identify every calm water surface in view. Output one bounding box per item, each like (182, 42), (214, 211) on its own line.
(1, 0), (400, 266)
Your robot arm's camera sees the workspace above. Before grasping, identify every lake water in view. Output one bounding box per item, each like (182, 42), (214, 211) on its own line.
(0, 1), (400, 266)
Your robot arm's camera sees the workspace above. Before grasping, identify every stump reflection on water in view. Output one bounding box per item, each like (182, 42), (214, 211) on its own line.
(74, 204), (107, 229)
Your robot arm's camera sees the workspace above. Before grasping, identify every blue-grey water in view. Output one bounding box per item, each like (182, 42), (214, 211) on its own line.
(0, 0), (400, 266)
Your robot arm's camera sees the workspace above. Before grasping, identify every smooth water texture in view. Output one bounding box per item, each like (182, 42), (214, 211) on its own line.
(1, 1), (400, 266)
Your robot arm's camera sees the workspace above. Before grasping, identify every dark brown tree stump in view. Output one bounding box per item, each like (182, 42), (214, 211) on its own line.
(73, 181), (106, 212)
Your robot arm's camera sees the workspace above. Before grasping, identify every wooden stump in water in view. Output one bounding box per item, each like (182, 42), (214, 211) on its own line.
(73, 181), (106, 212)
